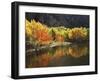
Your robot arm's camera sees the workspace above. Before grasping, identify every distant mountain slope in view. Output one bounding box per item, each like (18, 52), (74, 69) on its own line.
(26, 13), (89, 28)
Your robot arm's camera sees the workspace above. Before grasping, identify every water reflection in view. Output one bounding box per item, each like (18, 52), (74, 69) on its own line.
(26, 43), (89, 68)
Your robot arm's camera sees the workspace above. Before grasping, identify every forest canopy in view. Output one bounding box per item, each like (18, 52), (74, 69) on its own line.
(26, 19), (89, 46)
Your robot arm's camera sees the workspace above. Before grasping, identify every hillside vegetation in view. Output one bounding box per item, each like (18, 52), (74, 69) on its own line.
(26, 19), (89, 46)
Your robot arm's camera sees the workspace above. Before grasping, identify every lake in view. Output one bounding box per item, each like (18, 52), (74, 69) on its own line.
(26, 43), (89, 68)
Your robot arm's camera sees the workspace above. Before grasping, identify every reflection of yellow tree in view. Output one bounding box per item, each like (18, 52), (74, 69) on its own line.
(66, 45), (88, 58)
(52, 47), (65, 60)
(26, 44), (88, 68)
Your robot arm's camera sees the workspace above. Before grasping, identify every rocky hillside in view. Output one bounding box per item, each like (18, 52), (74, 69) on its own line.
(26, 12), (89, 28)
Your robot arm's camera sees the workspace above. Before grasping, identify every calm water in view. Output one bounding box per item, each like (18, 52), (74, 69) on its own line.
(26, 43), (89, 68)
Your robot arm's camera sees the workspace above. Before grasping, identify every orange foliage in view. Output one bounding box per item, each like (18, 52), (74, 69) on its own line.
(27, 53), (52, 67)
(26, 19), (52, 45)
(55, 34), (64, 42)
(34, 28), (52, 45)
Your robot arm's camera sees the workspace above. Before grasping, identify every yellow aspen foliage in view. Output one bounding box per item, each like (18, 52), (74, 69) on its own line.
(26, 19), (89, 45)
(25, 20), (33, 37)
(68, 27), (88, 40)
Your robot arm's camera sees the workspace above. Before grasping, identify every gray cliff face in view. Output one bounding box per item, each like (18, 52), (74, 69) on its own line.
(26, 12), (89, 28)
